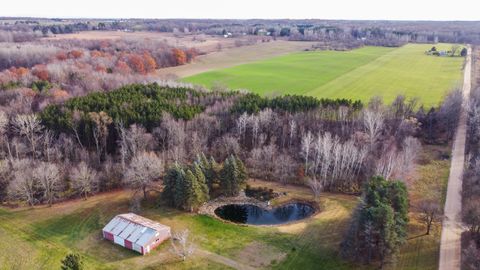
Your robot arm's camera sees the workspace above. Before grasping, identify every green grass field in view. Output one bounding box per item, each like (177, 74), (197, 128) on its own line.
(0, 185), (365, 270)
(184, 44), (464, 106)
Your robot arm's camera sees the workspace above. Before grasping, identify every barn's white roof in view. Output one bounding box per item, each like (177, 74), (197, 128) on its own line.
(102, 213), (170, 247)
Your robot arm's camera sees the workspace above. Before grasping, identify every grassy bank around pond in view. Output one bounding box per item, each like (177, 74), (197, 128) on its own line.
(0, 183), (365, 270)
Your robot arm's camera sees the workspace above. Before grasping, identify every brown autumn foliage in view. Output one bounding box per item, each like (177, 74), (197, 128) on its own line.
(0, 37), (197, 96)
(50, 89), (70, 102)
(10, 67), (29, 78)
(95, 65), (108, 73)
(143, 52), (157, 72)
(68, 50), (84, 59)
(172, 48), (187, 65)
(56, 51), (68, 61)
(127, 54), (146, 74)
(114, 60), (132, 75)
(90, 50), (104, 58)
(32, 65), (49, 81)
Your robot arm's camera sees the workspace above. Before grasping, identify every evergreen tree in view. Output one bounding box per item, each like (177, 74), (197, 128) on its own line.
(163, 162), (209, 211)
(195, 153), (219, 190)
(220, 157), (234, 196)
(61, 253), (83, 270)
(208, 156), (221, 189)
(162, 164), (182, 207)
(183, 169), (207, 211)
(174, 167), (186, 209)
(219, 155), (247, 196)
(234, 155), (248, 184)
(196, 152), (209, 170)
(193, 163), (209, 202)
(341, 176), (409, 266)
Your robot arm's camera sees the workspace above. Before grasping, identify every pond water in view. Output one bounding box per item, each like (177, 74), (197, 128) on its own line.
(214, 203), (315, 225)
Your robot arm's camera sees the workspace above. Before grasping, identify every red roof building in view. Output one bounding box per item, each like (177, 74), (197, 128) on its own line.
(102, 213), (171, 255)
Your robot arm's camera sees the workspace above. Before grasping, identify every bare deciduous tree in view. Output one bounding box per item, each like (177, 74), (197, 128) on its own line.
(124, 152), (163, 199)
(236, 112), (248, 139)
(398, 136), (421, 181)
(71, 161), (98, 200)
(69, 110), (84, 149)
(301, 131), (314, 175)
(289, 118), (297, 147)
(375, 150), (398, 180)
(363, 109), (384, 147)
(33, 162), (61, 206)
(418, 200), (442, 235)
(0, 110), (12, 160)
(307, 177), (323, 199)
(170, 229), (195, 261)
(11, 114), (43, 159)
(116, 122), (153, 169)
(8, 159), (36, 206)
(274, 154), (295, 185)
(89, 111), (113, 162)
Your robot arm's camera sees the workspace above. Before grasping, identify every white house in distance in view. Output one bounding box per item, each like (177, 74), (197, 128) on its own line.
(102, 213), (171, 255)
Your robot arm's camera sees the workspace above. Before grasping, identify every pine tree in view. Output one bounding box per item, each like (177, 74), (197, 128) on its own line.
(162, 164), (180, 206)
(341, 176), (409, 265)
(220, 157), (234, 196)
(174, 167), (186, 209)
(195, 153), (220, 191)
(61, 253), (83, 270)
(208, 156), (221, 189)
(183, 169), (196, 211)
(183, 169), (206, 211)
(220, 155), (248, 197)
(197, 152), (209, 170)
(234, 155), (248, 185)
(193, 163), (209, 202)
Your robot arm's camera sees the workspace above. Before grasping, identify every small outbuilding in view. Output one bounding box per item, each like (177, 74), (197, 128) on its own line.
(102, 213), (171, 255)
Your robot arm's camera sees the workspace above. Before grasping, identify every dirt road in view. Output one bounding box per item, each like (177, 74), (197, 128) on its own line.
(438, 47), (471, 270)
(196, 249), (256, 270)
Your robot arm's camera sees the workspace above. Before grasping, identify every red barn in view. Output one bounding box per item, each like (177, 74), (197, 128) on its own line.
(102, 213), (171, 255)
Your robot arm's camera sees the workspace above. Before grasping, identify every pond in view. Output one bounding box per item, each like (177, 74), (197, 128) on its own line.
(214, 202), (315, 225)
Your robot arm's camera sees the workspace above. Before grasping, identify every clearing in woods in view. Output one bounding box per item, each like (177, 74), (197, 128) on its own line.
(184, 43), (464, 106)
(0, 183), (365, 270)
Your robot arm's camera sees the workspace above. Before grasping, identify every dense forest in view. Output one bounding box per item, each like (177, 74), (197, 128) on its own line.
(0, 37), (199, 105)
(0, 82), (462, 208)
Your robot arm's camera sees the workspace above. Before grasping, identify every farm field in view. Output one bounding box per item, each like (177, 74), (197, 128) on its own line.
(157, 40), (318, 78)
(184, 44), (464, 106)
(44, 31), (254, 54)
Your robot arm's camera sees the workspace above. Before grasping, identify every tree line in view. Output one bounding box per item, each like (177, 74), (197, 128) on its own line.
(0, 84), (461, 213)
(462, 85), (480, 269)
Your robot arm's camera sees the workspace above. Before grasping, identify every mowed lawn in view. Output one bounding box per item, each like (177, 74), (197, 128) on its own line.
(0, 184), (366, 270)
(184, 44), (464, 106)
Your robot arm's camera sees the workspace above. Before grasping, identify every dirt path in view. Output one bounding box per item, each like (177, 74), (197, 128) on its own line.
(439, 47), (471, 270)
(196, 249), (256, 270)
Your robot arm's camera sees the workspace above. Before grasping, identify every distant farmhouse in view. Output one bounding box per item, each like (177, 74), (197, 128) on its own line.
(102, 213), (171, 255)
